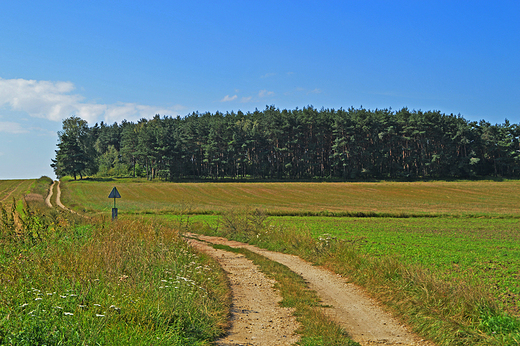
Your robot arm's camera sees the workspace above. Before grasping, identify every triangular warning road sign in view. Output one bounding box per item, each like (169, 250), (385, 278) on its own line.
(108, 187), (121, 199)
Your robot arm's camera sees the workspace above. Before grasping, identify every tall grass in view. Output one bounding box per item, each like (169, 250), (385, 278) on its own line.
(194, 209), (520, 346)
(0, 202), (229, 345)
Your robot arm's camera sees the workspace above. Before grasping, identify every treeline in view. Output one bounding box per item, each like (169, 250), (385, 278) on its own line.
(51, 106), (520, 180)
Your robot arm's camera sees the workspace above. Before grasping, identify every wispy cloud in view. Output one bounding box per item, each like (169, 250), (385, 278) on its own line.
(0, 121), (29, 134)
(220, 94), (238, 102)
(261, 73), (276, 78)
(308, 88), (322, 94)
(0, 77), (183, 124)
(241, 96), (253, 103)
(258, 90), (274, 98)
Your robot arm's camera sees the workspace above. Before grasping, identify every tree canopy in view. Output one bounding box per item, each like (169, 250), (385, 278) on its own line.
(51, 106), (520, 180)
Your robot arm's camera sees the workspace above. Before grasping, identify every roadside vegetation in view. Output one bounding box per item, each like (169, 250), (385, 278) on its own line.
(0, 181), (230, 345)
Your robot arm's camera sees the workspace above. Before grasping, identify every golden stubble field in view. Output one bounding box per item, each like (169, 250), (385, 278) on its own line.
(61, 179), (520, 216)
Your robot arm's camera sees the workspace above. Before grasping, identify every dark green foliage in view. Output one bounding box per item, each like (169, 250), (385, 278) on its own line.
(52, 107), (520, 180)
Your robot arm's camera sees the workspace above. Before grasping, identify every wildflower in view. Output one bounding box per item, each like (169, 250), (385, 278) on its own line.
(60, 295), (67, 298)
(20, 303), (29, 308)
(96, 314), (105, 317)
(64, 312), (74, 316)
(78, 305), (87, 308)
(34, 298), (42, 301)
(94, 304), (101, 307)
(109, 305), (121, 313)
(54, 306), (63, 309)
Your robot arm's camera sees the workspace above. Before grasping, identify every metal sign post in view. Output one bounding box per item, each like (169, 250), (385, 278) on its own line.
(108, 187), (121, 220)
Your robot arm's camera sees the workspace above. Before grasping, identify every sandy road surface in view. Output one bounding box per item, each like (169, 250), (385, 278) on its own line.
(187, 233), (433, 346)
(56, 181), (66, 209)
(188, 238), (300, 346)
(45, 181), (55, 207)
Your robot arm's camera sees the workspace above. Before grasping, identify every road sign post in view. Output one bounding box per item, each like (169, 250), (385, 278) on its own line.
(108, 187), (121, 221)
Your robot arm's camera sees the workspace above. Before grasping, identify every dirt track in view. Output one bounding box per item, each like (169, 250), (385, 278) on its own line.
(187, 233), (433, 346)
(45, 181), (55, 207)
(189, 239), (300, 345)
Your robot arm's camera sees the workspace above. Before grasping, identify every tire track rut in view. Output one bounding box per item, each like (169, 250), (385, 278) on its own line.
(188, 238), (300, 346)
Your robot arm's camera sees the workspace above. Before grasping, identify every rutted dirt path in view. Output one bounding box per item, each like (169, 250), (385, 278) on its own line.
(188, 238), (300, 346)
(56, 181), (66, 209)
(45, 181), (55, 208)
(187, 233), (433, 346)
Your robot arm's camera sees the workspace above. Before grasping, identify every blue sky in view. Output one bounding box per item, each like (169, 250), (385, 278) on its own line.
(1, 1), (519, 179)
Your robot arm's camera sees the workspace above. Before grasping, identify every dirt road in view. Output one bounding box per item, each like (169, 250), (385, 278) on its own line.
(187, 233), (433, 346)
(45, 181), (55, 208)
(188, 238), (300, 345)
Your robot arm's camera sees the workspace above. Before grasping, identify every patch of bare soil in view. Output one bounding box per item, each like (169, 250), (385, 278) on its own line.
(188, 238), (300, 345)
(187, 233), (434, 346)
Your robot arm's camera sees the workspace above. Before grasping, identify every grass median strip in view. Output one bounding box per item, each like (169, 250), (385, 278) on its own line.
(207, 242), (360, 346)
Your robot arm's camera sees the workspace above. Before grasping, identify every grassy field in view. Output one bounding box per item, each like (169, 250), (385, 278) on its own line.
(61, 178), (520, 217)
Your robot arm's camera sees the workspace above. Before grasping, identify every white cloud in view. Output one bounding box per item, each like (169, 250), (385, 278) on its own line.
(258, 90), (274, 98)
(220, 94), (238, 102)
(241, 96), (253, 103)
(0, 77), (183, 124)
(261, 73), (276, 78)
(308, 88), (322, 94)
(0, 121), (29, 134)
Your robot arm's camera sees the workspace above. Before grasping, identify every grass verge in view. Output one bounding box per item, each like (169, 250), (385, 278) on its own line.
(208, 242), (359, 346)
(0, 202), (230, 345)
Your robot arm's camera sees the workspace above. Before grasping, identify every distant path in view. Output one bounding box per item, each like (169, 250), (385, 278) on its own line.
(45, 181), (55, 208)
(56, 181), (66, 209)
(187, 233), (434, 346)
